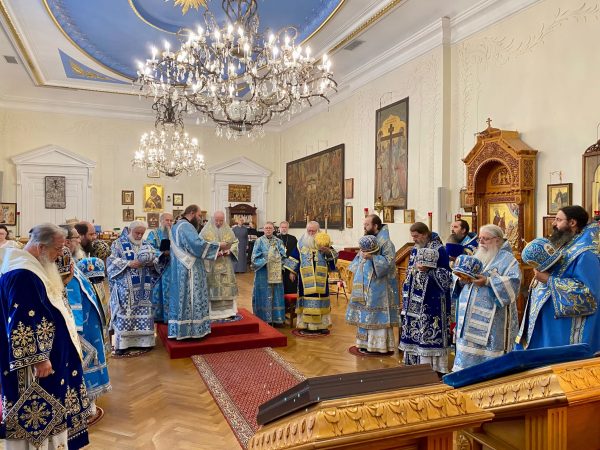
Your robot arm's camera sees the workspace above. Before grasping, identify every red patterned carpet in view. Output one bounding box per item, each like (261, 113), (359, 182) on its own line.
(192, 347), (305, 448)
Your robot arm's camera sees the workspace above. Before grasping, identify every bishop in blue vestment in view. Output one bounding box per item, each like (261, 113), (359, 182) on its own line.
(251, 222), (287, 324)
(284, 222), (337, 333)
(517, 207), (600, 352)
(453, 225), (521, 371)
(168, 206), (224, 339)
(400, 223), (453, 373)
(346, 217), (399, 353)
(107, 222), (164, 353)
(1, 225), (90, 449)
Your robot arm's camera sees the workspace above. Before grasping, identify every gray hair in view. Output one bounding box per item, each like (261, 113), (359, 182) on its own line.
(59, 224), (77, 240)
(159, 212), (173, 222)
(280, 221), (289, 226)
(29, 223), (66, 246)
(129, 220), (147, 231)
(306, 220), (320, 231)
(479, 224), (505, 240)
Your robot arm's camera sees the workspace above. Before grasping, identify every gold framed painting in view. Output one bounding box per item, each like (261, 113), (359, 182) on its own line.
(403, 209), (415, 223)
(345, 205), (353, 228)
(121, 190), (134, 205)
(173, 193), (184, 206)
(543, 216), (555, 238)
(122, 209), (134, 222)
(583, 142), (600, 217)
(135, 216), (145, 221)
(228, 184), (251, 202)
(344, 178), (354, 199)
(147, 213), (159, 229)
(547, 183), (572, 215)
(0, 202), (17, 226)
(383, 206), (394, 223)
(143, 184), (164, 212)
(173, 209), (184, 219)
(375, 97), (408, 209)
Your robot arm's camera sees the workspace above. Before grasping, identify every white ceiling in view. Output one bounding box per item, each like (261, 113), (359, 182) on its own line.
(0, 0), (540, 126)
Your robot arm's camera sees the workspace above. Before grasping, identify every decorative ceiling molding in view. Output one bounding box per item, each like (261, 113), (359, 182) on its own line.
(0, 0), (543, 127)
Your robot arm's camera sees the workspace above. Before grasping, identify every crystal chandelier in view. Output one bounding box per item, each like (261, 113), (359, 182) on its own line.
(134, 0), (337, 139)
(133, 94), (205, 177)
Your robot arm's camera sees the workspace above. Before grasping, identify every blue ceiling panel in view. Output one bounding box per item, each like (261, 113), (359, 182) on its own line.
(45, 0), (344, 80)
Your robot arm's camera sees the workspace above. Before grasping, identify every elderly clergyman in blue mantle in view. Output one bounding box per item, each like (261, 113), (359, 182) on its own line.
(516, 206), (600, 352)
(452, 224), (521, 372)
(346, 215), (399, 354)
(107, 221), (165, 355)
(251, 221), (288, 324)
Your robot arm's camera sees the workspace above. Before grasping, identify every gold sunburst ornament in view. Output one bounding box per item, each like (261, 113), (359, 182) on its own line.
(172, 0), (207, 15)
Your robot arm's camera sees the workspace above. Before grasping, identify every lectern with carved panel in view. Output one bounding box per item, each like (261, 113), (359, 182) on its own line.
(462, 120), (537, 252)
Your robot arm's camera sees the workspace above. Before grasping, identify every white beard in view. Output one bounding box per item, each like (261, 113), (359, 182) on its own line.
(129, 236), (142, 247)
(300, 234), (316, 250)
(474, 246), (499, 268)
(414, 242), (425, 249)
(73, 244), (86, 261)
(40, 253), (66, 300)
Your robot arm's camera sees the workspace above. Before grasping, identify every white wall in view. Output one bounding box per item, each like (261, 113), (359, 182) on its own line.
(0, 109), (282, 232)
(2, 0), (598, 246)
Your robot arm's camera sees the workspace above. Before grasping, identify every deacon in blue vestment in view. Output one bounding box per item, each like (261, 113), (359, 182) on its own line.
(284, 221), (338, 333)
(400, 222), (453, 373)
(0, 224), (90, 449)
(168, 205), (227, 339)
(452, 225), (521, 371)
(232, 217), (249, 273)
(516, 206), (600, 352)
(346, 215), (399, 353)
(251, 222), (287, 324)
(107, 221), (164, 354)
(147, 212), (173, 322)
(67, 257), (112, 417)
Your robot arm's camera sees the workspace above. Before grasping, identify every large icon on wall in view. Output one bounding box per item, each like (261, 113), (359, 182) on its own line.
(0, 202), (17, 226)
(286, 144), (345, 230)
(45, 176), (66, 209)
(488, 202), (519, 248)
(228, 184), (251, 202)
(375, 97), (408, 209)
(143, 184), (164, 212)
(583, 141), (600, 217)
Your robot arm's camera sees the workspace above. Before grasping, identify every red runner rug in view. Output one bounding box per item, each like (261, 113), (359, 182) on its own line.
(192, 347), (305, 448)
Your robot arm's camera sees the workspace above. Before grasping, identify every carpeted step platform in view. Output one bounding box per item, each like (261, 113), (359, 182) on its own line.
(157, 308), (287, 358)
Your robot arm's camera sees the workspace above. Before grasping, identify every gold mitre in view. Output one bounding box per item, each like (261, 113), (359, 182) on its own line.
(315, 232), (332, 248)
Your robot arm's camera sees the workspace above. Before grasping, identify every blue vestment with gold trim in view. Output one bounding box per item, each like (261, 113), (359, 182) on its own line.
(251, 235), (287, 324)
(516, 223), (600, 352)
(0, 249), (90, 449)
(284, 241), (338, 330)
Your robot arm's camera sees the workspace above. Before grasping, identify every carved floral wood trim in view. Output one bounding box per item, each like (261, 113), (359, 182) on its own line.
(248, 386), (492, 450)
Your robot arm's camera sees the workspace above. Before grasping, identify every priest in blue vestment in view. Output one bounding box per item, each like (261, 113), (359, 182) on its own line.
(0, 224), (90, 449)
(62, 224), (111, 421)
(168, 205), (229, 339)
(450, 219), (479, 257)
(251, 222), (288, 324)
(516, 206), (600, 352)
(107, 221), (164, 355)
(346, 215), (399, 354)
(452, 224), (521, 371)
(147, 212), (173, 322)
(400, 222), (453, 373)
(284, 221), (338, 333)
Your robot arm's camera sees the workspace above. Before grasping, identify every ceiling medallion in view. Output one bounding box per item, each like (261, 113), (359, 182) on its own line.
(135, 0), (337, 139)
(170, 0), (208, 15)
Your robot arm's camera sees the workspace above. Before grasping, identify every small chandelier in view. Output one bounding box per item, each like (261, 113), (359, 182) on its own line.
(133, 94), (205, 177)
(134, 0), (337, 139)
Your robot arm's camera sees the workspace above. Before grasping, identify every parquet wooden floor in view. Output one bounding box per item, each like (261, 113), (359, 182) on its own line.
(2, 273), (402, 450)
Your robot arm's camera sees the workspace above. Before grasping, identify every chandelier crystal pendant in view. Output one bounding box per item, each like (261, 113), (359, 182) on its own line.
(134, 0), (338, 139)
(133, 95), (205, 177)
